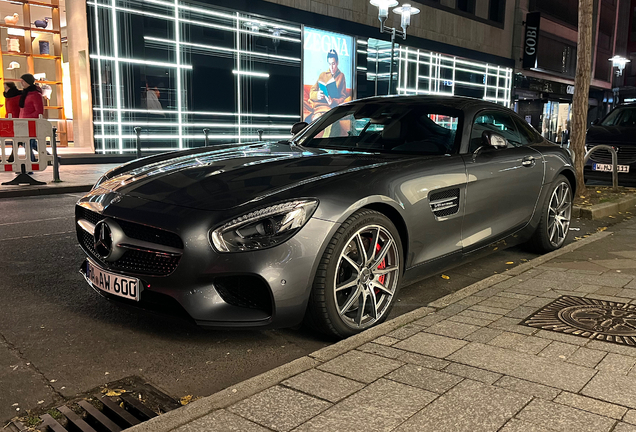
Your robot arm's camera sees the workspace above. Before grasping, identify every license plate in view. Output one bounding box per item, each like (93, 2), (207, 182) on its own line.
(85, 260), (140, 301)
(593, 163), (630, 173)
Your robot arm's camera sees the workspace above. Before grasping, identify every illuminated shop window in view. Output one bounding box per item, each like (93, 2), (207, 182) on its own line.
(87, 0), (302, 153)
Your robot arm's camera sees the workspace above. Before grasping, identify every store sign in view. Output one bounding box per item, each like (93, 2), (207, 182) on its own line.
(302, 27), (354, 122)
(522, 12), (541, 69)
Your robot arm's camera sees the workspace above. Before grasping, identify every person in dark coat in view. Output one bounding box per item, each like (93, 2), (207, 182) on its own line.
(3, 82), (21, 119)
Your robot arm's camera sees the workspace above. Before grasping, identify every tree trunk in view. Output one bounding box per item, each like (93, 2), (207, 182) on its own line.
(571, 0), (594, 195)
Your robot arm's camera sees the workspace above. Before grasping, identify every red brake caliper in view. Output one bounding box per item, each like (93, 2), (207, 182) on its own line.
(375, 243), (386, 294)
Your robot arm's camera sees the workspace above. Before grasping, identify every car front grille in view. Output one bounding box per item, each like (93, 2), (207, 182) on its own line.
(76, 206), (182, 276)
(588, 145), (636, 165)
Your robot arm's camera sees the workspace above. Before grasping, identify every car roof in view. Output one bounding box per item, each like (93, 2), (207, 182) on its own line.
(346, 94), (504, 111)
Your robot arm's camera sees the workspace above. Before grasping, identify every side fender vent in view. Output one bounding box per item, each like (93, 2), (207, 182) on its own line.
(429, 188), (460, 218)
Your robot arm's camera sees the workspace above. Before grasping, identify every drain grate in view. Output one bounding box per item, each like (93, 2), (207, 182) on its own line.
(523, 296), (636, 346)
(7, 377), (181, 432)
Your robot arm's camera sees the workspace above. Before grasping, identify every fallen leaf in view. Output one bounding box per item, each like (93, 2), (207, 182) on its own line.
(493, 247), (498, 251)
(506, 262), (514, 265)
(105, 389), (126, 397)
(441, 274), (450, 280)
(180, 395), (193, 406)
(597, 191), (601, 193)
(598, 227), (607, 232)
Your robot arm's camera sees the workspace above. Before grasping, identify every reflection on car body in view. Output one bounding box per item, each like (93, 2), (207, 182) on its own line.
(76, 96), (576, 338)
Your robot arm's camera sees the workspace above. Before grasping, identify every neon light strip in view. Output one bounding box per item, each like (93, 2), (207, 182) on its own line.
(357, 40), (368, 45)
(232, 70), (270, 78)
(87, 2), (172, 20)
(178, 3), (300, 33)
(396, 87), (452, 95)
(90, 3), (106, 151)
(144, 36), (301, 62)
(110, 0), (122, 152)
(94, 134), (291, 139)
(357, 50), (368, 54)
(93, 108), (299, 118)
(235, 12), (241, 144)
(89, 54), (193, 69)
(94, 122), (293, 128)
(175, 0), (183, 150)
(178, 17), (301, 43)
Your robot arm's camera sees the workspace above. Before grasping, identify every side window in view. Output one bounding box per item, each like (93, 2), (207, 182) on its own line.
(470, 111), (520, 152)
(512, 116), (542, 145)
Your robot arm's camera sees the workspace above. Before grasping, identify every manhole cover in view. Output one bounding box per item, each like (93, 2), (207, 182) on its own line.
(523, 296), (636, 346)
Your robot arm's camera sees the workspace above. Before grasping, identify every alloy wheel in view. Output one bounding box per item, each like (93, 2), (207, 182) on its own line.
(334, 225), (400, 329)
(547, 181), (571, 248)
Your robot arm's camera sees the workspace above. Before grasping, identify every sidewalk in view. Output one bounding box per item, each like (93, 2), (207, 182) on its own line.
(129, 219), (636, 432)
(0, 163), (118, 198)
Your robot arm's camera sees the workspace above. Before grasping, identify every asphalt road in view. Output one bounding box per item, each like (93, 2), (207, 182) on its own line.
(0, 193), (617, 423)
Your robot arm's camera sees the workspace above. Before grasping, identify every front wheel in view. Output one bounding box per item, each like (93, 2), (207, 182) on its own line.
(305, 210), (403, 338)
(526, 175), (572, 253)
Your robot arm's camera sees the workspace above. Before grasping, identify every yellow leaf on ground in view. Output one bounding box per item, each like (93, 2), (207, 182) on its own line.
(597, 191), (602, 193)
(180, 395), (193, 406)
(598, 227), (607, 232)
(506, 262), (514, 265)
(105, 389), (126, 397)
(493, 247), (498, 251)
(441, 274), (450, 280)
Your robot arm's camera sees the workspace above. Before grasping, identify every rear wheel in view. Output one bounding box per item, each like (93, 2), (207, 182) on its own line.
(526, 175), (572, 253)
(305, 210), (403, 338)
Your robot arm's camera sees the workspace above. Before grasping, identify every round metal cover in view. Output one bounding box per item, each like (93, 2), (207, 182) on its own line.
(523, 296), (636, 346)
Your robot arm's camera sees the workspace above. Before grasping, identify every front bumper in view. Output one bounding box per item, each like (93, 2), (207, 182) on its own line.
(76, 191), (337, 329)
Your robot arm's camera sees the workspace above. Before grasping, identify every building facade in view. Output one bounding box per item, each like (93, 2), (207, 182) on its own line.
(512, 0), (629, 144)
(81, 0), (517, 153)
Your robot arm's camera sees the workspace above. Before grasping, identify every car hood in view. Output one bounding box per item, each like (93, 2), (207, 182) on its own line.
(96, 142), (402, 211)
(587, 125), (636, 144)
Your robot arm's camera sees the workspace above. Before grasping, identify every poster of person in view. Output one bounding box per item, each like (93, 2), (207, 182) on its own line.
(302, 27), (354, 123)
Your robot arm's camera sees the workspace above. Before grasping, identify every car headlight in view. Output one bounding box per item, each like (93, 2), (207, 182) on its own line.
(211, 200), (318, 253)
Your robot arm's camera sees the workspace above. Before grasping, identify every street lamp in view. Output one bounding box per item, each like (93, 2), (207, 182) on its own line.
(609, 55), (630, 77)
(369, 1), (420, 94)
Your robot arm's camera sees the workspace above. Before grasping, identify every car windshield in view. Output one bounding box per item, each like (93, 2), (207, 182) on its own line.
(296, 103), (461, 155)
(601, 107), (636, 127)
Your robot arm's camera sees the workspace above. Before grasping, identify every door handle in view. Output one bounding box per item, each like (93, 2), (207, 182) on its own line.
(522, 156), (536, 167)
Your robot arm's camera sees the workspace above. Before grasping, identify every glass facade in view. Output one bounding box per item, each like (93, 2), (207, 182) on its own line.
(362, 39), (512, 105)
(87, 0), (513, 153)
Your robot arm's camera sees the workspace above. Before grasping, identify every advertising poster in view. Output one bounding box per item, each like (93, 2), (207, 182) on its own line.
(302, 27), (354, 123)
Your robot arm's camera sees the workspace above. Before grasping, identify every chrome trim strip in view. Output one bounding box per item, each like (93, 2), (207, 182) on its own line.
(78, 219), (96, 235)
(117, 242), (183, 257)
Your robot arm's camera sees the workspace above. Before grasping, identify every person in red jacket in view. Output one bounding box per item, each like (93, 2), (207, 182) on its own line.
(3, 82), (21, 119)
(19, 74), (43, 119)
(18, 74), (43, 162)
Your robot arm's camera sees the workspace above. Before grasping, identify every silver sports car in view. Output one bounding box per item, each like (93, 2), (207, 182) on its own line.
(76, 96), (575, 338)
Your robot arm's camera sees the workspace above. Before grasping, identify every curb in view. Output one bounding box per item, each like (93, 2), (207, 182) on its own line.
(0, 184), (92, 198)
(126, 228), (614, 432)
(574, 195), (636, 220)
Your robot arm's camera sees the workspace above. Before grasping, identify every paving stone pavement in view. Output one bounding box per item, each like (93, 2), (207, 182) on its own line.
(131, 219), (636, 432)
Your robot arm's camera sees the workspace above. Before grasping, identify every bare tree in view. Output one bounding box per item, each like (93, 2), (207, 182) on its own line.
(571, 0), (593, 195)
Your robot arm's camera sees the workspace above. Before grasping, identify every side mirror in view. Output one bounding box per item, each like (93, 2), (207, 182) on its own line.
(592, 118), (600, 125)
(291, 121), (309, 136)
(482, 131), (508, 149)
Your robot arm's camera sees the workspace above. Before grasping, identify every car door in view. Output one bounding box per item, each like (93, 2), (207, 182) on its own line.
(461, 109), (545, 251)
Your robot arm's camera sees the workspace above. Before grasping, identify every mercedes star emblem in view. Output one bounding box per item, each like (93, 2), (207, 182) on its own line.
(94, 220), (113, 259)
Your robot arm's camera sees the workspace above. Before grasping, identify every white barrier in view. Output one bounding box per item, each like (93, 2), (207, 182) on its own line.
(0, 115), (53, 173)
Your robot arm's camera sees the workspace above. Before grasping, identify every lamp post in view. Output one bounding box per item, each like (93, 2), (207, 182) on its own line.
(609, 55), (630, 108)
(369, 1), (420, 95)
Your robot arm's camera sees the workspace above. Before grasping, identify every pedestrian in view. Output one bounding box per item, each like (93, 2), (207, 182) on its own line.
(19, 73), (44, 163)
(3, 82), (21, 119)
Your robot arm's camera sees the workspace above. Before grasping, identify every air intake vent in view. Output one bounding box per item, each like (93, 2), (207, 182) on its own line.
(429, 188), (460, 218)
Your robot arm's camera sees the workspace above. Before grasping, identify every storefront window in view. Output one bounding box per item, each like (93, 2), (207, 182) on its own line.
(87, 0), (302, 153)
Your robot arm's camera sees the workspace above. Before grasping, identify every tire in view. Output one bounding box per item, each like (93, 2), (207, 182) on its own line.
(526, 175), (572, 253)
(305, 209), (403, 339)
